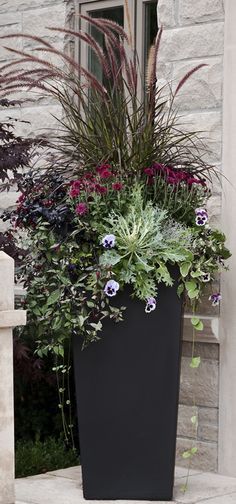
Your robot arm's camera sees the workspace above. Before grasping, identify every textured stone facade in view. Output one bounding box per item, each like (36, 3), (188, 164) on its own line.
(0, 0), (224, 474)
(157, 0), (224, 472)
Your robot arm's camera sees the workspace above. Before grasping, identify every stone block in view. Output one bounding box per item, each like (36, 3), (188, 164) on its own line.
(0, 192), (18, 211)
(157, 0), (176, 28)
(172, 57), (223, 111)
(13, 104), (62, 138)
(159, 23), (224, 62)
(185, 279), (220, 317)
(198, 406), (218, 442)
(0, 0), (62, 13)
(176, 437), (217, 471)
(0, 12), (23, 62)
(177, 404), (198, 438)
(182, 317), (220, 345)
(182, 341), (219, 361)
(22, 4), (66, 52)
(179, 356), (219, 407)
(177, 110), (222, 163)
(179, 0), (224, 25)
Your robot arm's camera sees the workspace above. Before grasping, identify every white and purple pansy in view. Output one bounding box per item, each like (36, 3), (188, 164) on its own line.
(201, 272), (211, 283)
(104, 279), (119, 297)
(195, 208), (208, 226)
(102, 234), (116, 249)
(145, 297), (156, 313)
(209, 292), (221, 306)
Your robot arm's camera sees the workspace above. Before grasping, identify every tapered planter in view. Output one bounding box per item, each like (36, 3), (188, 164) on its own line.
(73, 267), (183, 501)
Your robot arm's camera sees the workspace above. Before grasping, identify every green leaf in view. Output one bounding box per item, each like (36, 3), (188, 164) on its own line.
(90, 321), (102, 331)
(180, 262), (191, 277)
(99, 251), (121, 266)
(191, 317), (204, 331)
(191, 415), (197, 425)
(185, 280), (197, 292)
(191, 270), (203, 278)
(177, 283), (184, 297)
(188, 289), (199, 299)
(190, 356), (201, 368)
(182, 450), (191, 459)
(47, 290), (61, 306)
(191, 447), (198, 455)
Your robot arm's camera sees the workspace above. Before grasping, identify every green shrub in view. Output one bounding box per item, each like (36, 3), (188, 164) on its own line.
(15, 437), (80, 478)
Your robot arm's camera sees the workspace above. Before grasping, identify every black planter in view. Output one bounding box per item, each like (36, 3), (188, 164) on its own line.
(73, 268), (183, 501)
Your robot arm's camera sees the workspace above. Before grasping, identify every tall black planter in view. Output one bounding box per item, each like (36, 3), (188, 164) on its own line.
(73, 268), (183, 501)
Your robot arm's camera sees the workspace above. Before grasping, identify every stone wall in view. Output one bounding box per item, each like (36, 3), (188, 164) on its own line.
(0, 0), (68, 230)
(157, 0), (225, 471)
(0, 0), (225, 474)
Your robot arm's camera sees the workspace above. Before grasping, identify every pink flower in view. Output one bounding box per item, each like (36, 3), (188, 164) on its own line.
(69, 187), (80, 198)
(96, 164), (113, 179)
(144, 167), (154, 176)
(71, 180), (81, 189)
(75, 202), (88, 215)
(95, 184), (108, 194)
(112, 182), (123, 191)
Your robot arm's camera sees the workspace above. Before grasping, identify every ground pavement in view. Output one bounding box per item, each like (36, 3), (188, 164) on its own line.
(15, 465), (236, 504)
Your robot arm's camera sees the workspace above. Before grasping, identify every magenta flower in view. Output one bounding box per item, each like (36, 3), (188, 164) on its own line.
(112, 182), (123, 191)
(70, 187), (80, 198)
(95, 184), (108, 194)
(75, 202), (88, 216)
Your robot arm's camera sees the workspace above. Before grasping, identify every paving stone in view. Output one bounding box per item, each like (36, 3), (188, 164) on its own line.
(15, 466), (236, 504)
(15, 470), (174, 504)
(199, 493), (236, 503)
(174, 471), (236, 503)
(47, 465), (81, 480)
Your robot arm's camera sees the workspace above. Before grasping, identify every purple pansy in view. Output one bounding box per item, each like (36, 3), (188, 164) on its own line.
(195, 208), (208, 226)
(104, 279), (119, 297)
(145, 297), (157, 313)
(202, 272), (211, 283)
(102, 234), (116, 249)
(209, 292), (222, 306)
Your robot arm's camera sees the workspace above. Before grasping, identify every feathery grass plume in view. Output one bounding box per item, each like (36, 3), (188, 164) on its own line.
(0, 20), (216, 181)
(173, 64), (208, 98)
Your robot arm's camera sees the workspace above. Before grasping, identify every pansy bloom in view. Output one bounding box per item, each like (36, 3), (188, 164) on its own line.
(209, 293), (221, 306)
(102, 234), (116, 249)
(145, 297), (156, 313)
(202, 272), (211, 282)
(195, 208), (208, 226)
(104, 279), (119, 297)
